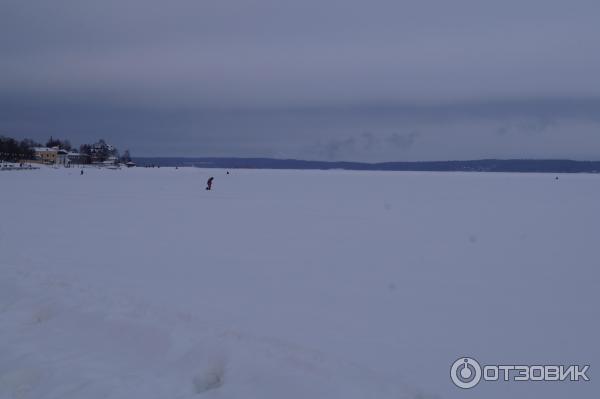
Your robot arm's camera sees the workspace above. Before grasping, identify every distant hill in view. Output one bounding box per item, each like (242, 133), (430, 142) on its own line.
(133, 157), (600, 173)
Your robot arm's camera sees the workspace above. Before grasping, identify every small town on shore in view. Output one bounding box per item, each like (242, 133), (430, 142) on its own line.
(0, 135), (135, 170)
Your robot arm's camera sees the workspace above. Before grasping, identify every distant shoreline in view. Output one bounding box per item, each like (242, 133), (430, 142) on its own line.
(133, 157), (600, 173)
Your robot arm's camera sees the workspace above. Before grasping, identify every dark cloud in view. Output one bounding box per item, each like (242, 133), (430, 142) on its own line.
(360, 133), (378, 151)
(319, 137), (357, 160)
(386, 132), (420, 150)
(2, 0), (600, 160)
(493, 117), (558, 138)
(310, 130), (421, 161)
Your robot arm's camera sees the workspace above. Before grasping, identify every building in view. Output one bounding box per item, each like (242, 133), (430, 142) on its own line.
(89, 141), (117, 163)
(56, 149), (69, 165)
(90, 141), (115, 154)
(67, 152), (89, 165)
(33, 147), (84, 165)
(103, 155), (119, 165)
(33, 147), (59, 164)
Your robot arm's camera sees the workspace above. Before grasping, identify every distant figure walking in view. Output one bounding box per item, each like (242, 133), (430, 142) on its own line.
(206, 177), (214, 190)
(80, 170), (84, 175)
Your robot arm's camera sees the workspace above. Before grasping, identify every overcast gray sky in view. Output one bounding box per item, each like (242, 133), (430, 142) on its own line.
(2, 0), (600, 161)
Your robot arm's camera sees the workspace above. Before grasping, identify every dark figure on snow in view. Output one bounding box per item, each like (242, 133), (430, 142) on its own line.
(206, 177), (214, 190)
(80, 170), (84, 175)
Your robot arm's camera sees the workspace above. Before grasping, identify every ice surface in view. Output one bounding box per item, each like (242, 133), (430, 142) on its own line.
(1, 167), (598, 398)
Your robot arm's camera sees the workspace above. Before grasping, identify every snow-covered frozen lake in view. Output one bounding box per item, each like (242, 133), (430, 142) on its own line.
(1, 167), (598, 398)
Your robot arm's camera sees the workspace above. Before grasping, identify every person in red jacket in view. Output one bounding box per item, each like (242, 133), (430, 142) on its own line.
(206, 176), (214, 190)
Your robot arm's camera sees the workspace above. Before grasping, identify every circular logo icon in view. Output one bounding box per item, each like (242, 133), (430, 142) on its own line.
(451, 357), (482, 389)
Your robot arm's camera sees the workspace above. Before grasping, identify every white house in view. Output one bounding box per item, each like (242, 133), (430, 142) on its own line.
(56, 149), (69, 165)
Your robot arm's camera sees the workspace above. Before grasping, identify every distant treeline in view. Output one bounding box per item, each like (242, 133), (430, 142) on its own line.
(0, 136), (39, 161)
(134, 157), (600, 173)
